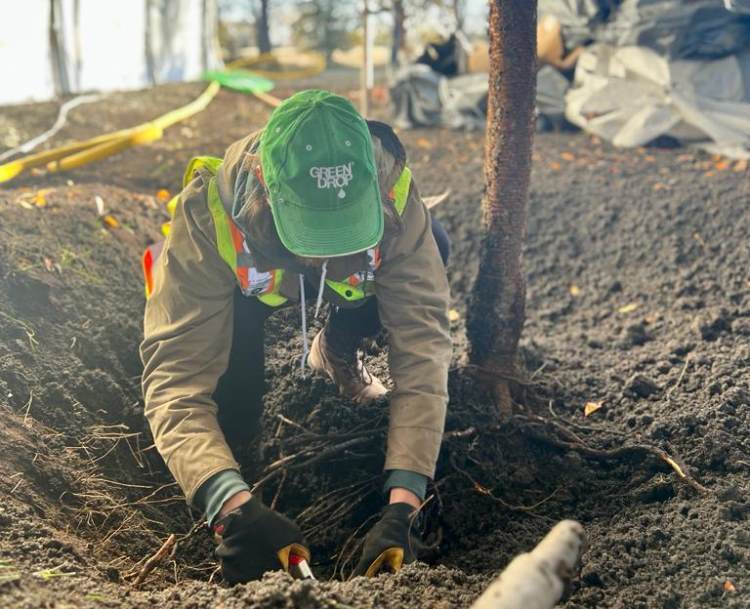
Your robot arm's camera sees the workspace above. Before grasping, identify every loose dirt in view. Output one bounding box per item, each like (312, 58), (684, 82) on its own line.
(0, 75), (748, 609)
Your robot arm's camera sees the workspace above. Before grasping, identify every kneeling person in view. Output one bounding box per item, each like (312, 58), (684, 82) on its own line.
(140, 89), (452, 583)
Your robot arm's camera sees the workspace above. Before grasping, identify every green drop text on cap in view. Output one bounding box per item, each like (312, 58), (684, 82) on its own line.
(260, 89), (384, 258)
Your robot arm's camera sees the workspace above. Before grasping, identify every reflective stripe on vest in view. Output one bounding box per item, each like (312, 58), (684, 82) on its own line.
(143, 156), (412, 305)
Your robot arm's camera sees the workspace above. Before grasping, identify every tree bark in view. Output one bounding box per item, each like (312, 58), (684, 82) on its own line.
(256, 0), (272, 54)
(391, 0), (405, 66)
(466, 1), (536, 415)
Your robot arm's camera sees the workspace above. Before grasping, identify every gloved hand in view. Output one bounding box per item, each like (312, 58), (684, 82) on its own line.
(353, 502), (425, 577)
(213, 496), (310, 584)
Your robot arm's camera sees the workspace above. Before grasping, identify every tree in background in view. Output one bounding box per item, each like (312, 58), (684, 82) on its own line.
(466, 1), (536, 415)
(291, 0), (358, 61)
(380, 0), (465, 67)
(252, 0), (272, 54)
(391, 0), (406, 65)
(452, 0), (466, 30)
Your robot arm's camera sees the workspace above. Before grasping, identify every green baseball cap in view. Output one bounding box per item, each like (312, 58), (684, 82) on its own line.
(260, 89), (383, 257)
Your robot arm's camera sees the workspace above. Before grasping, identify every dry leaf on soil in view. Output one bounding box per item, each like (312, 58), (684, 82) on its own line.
(714, 159), (730, 171)
(101, 214), (120, 229)
(723, 580), (736, 593)
(618, 303), (639, 314)
(43, 257), (61, 274)
(569, 284), (581, 296)
(583, 401), (603, 417)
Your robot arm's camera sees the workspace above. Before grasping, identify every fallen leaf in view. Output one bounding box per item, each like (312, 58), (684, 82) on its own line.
(693, 232), (708, 250)
(561, 151), (575, 161)
(548, 161), (561, 171)
(584, 401), (603, 417)
(448, 309), (460, 322)
(704, 170), (716, 178)
(569, 284), (581, 296)
(618, 303), (639, 314)
(715, 159), (730, 171)
(156, 188), (171, 202)
(102, 214), (120, 229)
(33, 190), (49, 207)
(733, 159), (748, 172)
(415, 137), (432, 150)
(644, 155), (655, 162)
(723, 580), (736, 593)
(43, 257), (55, 273)
(473, 482), (490, 495)
(653, 182), (667, 191)
(94, 195), (105, 216)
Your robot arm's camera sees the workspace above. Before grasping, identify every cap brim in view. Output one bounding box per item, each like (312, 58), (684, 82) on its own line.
(270, 184), (383, 257)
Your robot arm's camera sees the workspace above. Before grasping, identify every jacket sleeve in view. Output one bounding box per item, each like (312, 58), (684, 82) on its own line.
(375, 181), (452, 479)
(140, 176), (241, 505)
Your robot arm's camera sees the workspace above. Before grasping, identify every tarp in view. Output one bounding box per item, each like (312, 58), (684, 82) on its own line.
(540, 0), (750, 59)
(725, 0), (750, 13)
(0, 0), (221, 105)
(390, 65), (568, 132)
(565, 45), (750, 158)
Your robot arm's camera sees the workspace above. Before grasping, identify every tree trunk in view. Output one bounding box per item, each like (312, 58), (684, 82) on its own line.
(466, 1), (536, 415)
(391, 0), (405, 66)
(453, 0), (465, 31)
(256, 0), (272, 54)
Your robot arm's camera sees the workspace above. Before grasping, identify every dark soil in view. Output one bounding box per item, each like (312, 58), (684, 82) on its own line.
(1, 73), (748, 609)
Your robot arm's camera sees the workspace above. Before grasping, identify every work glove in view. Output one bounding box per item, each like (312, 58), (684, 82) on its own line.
(352, 502), (425, 577)
(213, 496), (310, 585)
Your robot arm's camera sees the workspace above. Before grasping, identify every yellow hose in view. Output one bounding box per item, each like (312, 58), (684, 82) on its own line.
(0, 81), (220, 184)
(0, 58), (307, 185)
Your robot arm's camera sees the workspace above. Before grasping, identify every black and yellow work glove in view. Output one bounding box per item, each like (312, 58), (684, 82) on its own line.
(213, 496), (310, 585)
(353, 502), (425, 577)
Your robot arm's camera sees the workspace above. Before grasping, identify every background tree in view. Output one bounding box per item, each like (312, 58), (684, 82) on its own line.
(251, 0), (272, 54)
(390, 0), (406, 65)
(452, 0), (466, 30)
(291, 0), (358, 61)
(466, 1), (537, 415)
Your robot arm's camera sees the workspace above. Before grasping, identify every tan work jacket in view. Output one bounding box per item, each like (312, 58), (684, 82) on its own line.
(140, 123), (452, 504)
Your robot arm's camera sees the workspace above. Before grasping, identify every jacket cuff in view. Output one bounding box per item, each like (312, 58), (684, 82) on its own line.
(383, 469), (428, 500)
(193, 469), (250, 526)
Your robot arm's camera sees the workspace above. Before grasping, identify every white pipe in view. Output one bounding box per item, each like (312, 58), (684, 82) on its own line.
(0, 93), (102, 163)
(470, 520), (585, 609)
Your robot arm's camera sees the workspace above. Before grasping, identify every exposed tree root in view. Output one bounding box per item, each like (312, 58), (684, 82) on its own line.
(129, 533), (176, 589)
(515, 413), (710, 495)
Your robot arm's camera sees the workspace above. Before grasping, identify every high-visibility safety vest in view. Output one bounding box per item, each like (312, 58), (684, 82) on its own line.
(142, 156), (412, 305)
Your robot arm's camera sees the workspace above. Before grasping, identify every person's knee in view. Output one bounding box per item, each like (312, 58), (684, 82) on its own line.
(431, 216), (451, 265)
